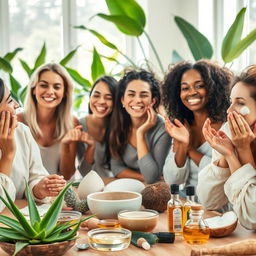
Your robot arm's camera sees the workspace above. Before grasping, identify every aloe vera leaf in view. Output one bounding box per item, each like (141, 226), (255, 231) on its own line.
(13, 241), (29, 256)
(1, 187), (37, 237)
(25, 182), (41, 226)
(0, 227), (29, 241)
(34, 229), (46, 240)
(40, 183), (73, 232)
(0, 236), (12, 242)
(0, 215), (28, 236)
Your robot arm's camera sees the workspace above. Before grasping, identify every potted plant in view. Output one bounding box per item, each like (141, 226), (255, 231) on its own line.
(0, 182), (92, 256)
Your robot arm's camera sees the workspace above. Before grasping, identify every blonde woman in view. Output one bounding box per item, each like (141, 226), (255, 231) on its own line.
(17, 63), (77, 180)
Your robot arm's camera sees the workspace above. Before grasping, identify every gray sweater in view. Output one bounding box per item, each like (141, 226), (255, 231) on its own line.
(111, 115), (172, 184)
(77, 116), (113, 177)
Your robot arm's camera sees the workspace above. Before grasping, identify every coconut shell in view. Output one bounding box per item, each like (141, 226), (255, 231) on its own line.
(209, 220), (238, 237)
(141, 182), (171, 213)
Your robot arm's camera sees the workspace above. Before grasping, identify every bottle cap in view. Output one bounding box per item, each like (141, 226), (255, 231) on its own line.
(185, 185), (195, 196)
(153, 232), (175, 243)
(190, 204), (203, 211)
(170, 184), (179, 194)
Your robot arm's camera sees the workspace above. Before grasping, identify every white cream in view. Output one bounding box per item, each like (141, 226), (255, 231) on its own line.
(239, 106), (250, 116)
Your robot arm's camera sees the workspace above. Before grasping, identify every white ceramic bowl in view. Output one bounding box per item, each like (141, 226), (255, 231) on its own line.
(87, 191), (142, 219)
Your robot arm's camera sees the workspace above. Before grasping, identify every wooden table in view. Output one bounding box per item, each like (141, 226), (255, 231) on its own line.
(1, 200), (256, 256)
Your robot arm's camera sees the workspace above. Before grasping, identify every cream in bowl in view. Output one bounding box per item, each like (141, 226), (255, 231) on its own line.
(87, 191), (142, 219)
(118, 209), (159, 232)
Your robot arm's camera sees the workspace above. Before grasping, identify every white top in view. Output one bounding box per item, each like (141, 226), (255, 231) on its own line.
(197, 123), (256, 229)
(39, 142), (60, 174)
(0, 123), (49, 212)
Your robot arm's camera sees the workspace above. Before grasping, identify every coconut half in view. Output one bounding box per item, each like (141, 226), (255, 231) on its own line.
(205, 211), (238, 237)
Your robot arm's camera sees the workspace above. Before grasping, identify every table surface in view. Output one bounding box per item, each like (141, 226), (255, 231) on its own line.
(1, 200), (256, 256)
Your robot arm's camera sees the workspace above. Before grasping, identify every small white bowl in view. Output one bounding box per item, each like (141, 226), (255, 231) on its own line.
(87, 191), (142, 219)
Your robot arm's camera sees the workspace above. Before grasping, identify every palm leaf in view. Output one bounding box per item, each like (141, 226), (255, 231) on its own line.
(97, 13), (143, 36)
(19, 59), (33, 77)
(174, 16), (213, 60)
(3, 48), (23, 62)
(60, 46), (80, 66)
(33, 42), (46, 70)
(221, 8), (246, 62)
(0, 57), (13, 73)
(65, 67), (91, 90)
(91, 47), (105, 81)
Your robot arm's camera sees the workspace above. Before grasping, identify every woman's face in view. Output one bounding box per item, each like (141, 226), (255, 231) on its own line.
(89, 81), (113, 118)
(121, 79), (155, 118)
(180, 69), (208, 112)
(33, 71), (65, 110)
(0, 87), (19, 115)
(227, 81), (256, 126)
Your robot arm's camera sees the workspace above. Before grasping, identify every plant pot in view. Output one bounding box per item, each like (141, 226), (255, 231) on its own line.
(0, 239), (75, 256)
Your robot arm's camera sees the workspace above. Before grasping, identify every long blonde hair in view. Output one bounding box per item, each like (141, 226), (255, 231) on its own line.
(24, 63), (73, 141)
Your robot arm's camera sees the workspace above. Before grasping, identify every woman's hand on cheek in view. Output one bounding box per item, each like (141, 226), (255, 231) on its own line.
(137, 106), (157, 135)
(33, 174), (66, 199)
(0, 111), (17, 158)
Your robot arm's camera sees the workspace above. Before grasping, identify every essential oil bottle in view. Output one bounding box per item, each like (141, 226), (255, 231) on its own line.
(167, 184), (183, 235)
(182, 185), (195, 227)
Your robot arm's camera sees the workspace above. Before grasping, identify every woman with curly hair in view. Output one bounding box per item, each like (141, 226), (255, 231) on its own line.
(197, 65), (256, 229)
(109, 70), (171, 184)
(17, 63), (77, 180)
(162, 60), (232, 191)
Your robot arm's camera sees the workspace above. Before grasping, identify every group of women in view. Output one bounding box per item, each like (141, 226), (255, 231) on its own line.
(0, 59), (255, 230)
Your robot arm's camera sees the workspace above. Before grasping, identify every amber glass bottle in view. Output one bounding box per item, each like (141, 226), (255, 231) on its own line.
(167, 184), (183, 235)
(182, 185), (195, 227)
(183, 204), (210, 244)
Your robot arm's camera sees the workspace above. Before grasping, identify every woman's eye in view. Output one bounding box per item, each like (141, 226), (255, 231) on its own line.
(196, 84), (205, 89)
(181, 87), (189, 91)
(39, 83), (48, 88)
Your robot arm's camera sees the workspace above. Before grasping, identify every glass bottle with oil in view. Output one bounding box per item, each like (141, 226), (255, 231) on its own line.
(182, 185), (195, 227)
(183, 204), (210, 244)
(167, 184), (183, 235)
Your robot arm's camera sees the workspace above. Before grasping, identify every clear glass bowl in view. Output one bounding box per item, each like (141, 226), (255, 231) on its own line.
(88, 228), (131, 251)
(57, 211), (82, 226)
(118, 209), (159, 232)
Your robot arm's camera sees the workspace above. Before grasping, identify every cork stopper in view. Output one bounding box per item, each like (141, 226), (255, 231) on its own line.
(190, 204), (203, 211)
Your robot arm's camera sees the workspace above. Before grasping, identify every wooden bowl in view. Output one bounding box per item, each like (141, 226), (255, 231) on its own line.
(0, 240), (75, 256)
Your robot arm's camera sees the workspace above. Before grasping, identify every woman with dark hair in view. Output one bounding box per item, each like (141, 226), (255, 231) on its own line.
(162, 60), (232, 190)
(0, 78), (66, 212)
(198, 65), (256, 229)
(109, 70), (171, 184)
(63, 76), (118, 177)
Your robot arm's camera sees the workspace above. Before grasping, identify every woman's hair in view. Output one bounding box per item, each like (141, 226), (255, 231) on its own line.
(88, 75), (118, 165)
(109, 69), (160, 158)
(231, 64), (256, 100)
(24, 63), (74, 140)
(162, 59), (233, 124)
(0, 78), (5, 103)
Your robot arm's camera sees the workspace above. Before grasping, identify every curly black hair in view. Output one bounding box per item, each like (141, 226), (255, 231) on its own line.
(161, 60), (233, 124)
(109, 69), (160, 158)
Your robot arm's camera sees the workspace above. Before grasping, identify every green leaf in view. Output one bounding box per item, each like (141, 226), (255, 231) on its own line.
(18, 86), (27, 104)
(9, 74), (22, 96)
(0, 227), (29, 241)
(224, 28), (256, 62)
(19, 59), (33, 77)
(106, 0), (146, 28)
(3, 48), (23, 62)
(172, 50), (184, 64)
(34, 42), (46, 69)
(0, 57), (13, 73)
(0, 187), (37, 237)
(97, 13), (143, 36)
(14, 241), (29, 256)
(74, 95), (84, 109)
(0, 215), (27, 236)
(25, 182), (41, 226)
(221, 8), (246, 62)
(65, 67), (91, 90)
(40, 183), (73, 234)
(60, 46), (80, 66)
(75, 26), (118, 50)
(91, 47), (105, 81)
(174, 16), (213, 60)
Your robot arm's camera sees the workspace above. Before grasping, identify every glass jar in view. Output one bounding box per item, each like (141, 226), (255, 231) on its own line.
(183, 204), (210, 244)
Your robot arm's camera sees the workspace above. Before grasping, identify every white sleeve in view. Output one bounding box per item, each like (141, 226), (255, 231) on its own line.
(197, 161), (230, 210)
(224, 164), (256, 230)
(0, 173), (16, 212)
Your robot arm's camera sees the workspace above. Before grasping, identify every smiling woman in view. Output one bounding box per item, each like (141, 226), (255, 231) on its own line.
(17, 63), (76, 180)
(109, 70), (172, 184)
(161, 60), (233, 194)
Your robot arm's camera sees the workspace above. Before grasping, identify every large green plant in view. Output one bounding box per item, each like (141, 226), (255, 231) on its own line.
(175, 7), (256, 64)
(0, 182), (92, 255)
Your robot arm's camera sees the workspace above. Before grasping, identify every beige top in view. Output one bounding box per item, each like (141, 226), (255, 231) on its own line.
(39, 142), (60, 174)
(197, 122), (256, 230)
